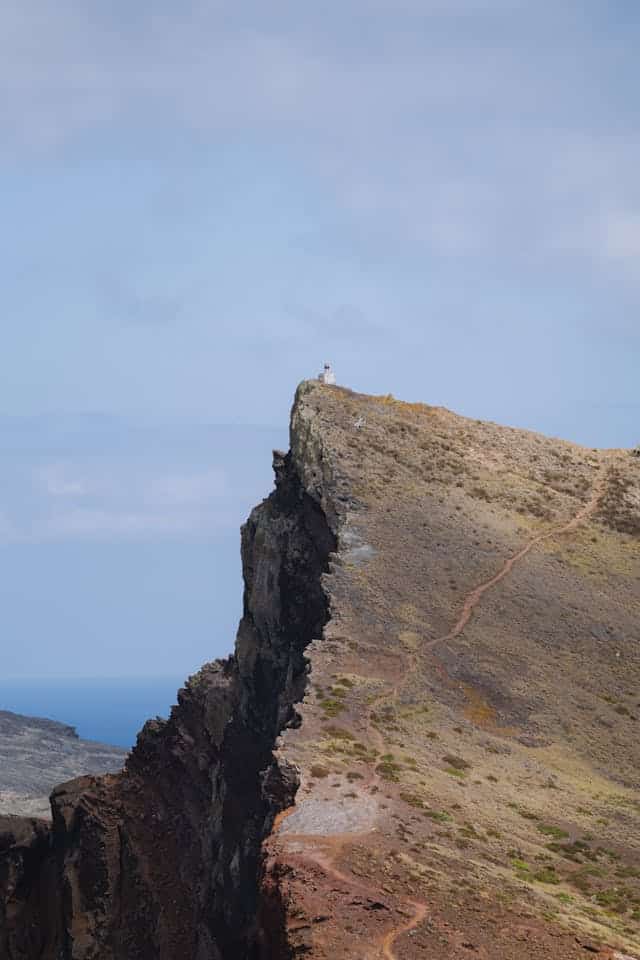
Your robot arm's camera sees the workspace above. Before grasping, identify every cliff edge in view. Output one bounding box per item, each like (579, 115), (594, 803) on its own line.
(1, 381), (639, 959)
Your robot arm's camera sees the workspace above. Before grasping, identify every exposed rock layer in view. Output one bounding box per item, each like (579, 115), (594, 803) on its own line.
(0, 407), (338, 959)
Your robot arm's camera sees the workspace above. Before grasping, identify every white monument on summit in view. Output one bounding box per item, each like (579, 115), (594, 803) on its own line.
(318, 362), (336, 385)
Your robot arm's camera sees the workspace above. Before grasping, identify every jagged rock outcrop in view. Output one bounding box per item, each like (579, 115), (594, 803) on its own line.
(0, 396), (339, 959)
(2, 380), (640, 960)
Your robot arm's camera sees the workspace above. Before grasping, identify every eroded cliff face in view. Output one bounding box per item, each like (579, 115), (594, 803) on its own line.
(0, 397), (339, 959)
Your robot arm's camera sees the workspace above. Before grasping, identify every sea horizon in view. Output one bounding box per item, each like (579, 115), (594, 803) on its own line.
(0, 675), (189, 748)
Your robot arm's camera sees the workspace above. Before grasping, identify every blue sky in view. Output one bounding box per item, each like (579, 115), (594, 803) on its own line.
(1, 1), (639, 679)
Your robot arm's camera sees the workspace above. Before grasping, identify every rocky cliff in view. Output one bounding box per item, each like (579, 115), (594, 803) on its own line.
(0, 386), (339, 959)
(1, 381), (640, 959)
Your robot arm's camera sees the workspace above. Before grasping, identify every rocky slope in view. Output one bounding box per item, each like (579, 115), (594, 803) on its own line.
(1, 381), (639, 959)
(0, 711), (126, 819)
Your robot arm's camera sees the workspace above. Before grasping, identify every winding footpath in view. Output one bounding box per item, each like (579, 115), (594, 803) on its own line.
(426, 461), (612, 652)
(278, 461), (612, 959)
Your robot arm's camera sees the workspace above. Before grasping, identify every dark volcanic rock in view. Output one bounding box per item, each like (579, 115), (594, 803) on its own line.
(0, 817), (62, 960)
(0, 434), (337, 959)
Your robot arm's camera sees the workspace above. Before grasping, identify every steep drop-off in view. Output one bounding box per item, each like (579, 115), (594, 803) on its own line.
(2, 381), (640, 960)
(0, 424), (338, 959)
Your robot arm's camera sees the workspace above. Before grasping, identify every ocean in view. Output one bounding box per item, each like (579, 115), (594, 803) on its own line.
(0, 676), (186, 749)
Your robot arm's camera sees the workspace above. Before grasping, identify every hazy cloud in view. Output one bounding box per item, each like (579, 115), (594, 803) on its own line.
(0, 417), (282, 544)
(147, 470), (227, 506)
(2, 1), (638, 281)
(43, 507), (222, 541)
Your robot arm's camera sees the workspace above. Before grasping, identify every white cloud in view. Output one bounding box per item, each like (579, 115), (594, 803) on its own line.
(0, 433), (264, 543)
(1, 1), (639, 307)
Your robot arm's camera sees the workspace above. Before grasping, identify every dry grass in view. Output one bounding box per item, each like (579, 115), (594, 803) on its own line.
(280, 381), (640, 956)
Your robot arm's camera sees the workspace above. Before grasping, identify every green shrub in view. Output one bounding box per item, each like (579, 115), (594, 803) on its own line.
(320, 698), (345, 717)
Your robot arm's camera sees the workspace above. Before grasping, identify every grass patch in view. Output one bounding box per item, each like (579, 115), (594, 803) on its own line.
(555, 892), (574, 905)
(546, 839), (601, 863)
(594, 889), (632, 914)
(537, 824), (570, 840)
(320, 698), (345, 718)
(533, 868), (560, 885)
(445, 766), (466, 778)
(323, 725), (355, 741)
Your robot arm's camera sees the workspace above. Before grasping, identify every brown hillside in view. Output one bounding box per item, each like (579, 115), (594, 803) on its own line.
(263, 380), (640, 959)
(1, 381), (638, 960)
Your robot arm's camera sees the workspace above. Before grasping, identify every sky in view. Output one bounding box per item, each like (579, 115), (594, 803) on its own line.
(1, 1), (639, 680)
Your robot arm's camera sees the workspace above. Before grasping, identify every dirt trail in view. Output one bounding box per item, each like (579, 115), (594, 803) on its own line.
(285, 831), (427, 960)
(273, 462), (612, 959)
(381, 901), (429, 960)
(426, 461), (611, 651)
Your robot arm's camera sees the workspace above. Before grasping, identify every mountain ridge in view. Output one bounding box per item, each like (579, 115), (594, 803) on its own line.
(1, 381), (639, 959)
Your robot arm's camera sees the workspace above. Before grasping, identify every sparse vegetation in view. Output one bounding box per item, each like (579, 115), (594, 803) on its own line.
(291, 383), (640, 952)
(537, 824), (570, 840)
(442, 754), (470, 771)
(310, 765), (330, 779)
(320, 698), (345, 718)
